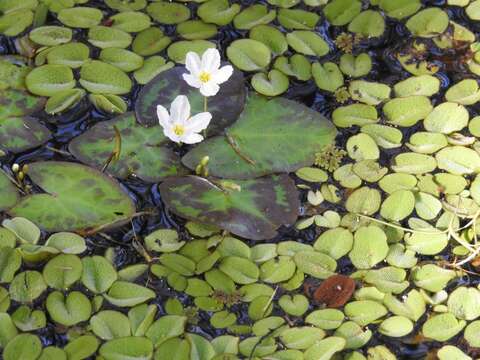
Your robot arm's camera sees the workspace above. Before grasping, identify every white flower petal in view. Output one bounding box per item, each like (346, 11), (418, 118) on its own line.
(201, 48), (221, 73)
(185, 51), (201, 76)
(200, 82), (220, 97)
(170, 95), (190, 124)
(181, 132), (204, 144)
(183, 73), (202, 89)
(212, 65), (233, 85)
(156, 105), (171, 128)
(186, 112), (212, 133)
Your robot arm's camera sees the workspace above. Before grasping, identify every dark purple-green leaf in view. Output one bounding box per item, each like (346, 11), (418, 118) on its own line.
(135, 66), (246, 135)
(159, 174), (300, 240)
(69, 112), (186, 182)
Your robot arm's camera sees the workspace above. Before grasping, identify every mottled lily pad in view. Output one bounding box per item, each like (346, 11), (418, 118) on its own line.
(183, 95), (337, 179)
(135, 66), (245, 135)
(0, 171), (18, 211)
(159, 175), (299, 240)
(9, 161), (136, 232)
(69, 112), (185, 182)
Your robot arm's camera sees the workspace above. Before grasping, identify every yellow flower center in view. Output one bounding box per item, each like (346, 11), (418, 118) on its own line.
(199, 71), (211, 83)
(173, 124), (185, 136)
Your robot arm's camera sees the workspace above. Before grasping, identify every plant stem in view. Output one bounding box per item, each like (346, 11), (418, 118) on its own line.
(203, 96), (208, 112)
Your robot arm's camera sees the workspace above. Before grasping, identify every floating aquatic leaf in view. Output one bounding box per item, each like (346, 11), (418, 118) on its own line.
(251, 69), (289, 96)
(273, 54), (311, 80)
(280, 327), (325, 350)
(391, 152), (437, 174)
(99, 337), (154, 360)
(424, 102), (469, 133)
(406, 8), (449, 37)
(10, 162), (135, 232)
(348, 10), (385, 38)
(286, 31), (330, 57)
(167, 40), (216, 64)
(394, 74), (440, 97)
(110, 11), (151, 33)
(349, 80), (391, 105)
(332, 104), (378, 127)
(11, 306), (46, 331)
(379, 0), (421, 19)
(233, 4), (276, 30)
(29, 26), (72, 46)
(43, 254), (82, 290)
(312, 62), (344, 92)
(0, 10), (34, 37)
(69, 112), (184, 182)
(183, 95), (336, 179)
(104, 281), (155, 307)
(278, 8), (319, 30)
(378, 316), (413, 337)
(294, 251), (336, 279)
(9, 271), (46, 303)
(80, 60), (132, 94)
(58, 7), (103, 28)
(383, 96), (432, 127)
(25, 64), (75, 96)
(135, 66), (245, 135)
(147, 1), (190, 24)
(177, 20), (218, 40)
(132, 27), (171, 56)
(344, 300), (388, 326)
(0, 171), (18, 211)
(339, 53), (372, 78)
(90, 310), (131, 340)
(227, 39), (271, 71)
(46, 42), (90, 69)
(197, 0), (241, 26)
(436, 146), (480, 175)
(250, 25), (287, 56)
(3, 334), (41, 360)
(323, 0), (361, 26)
(45, 88), (85, 114)
(422, 313), (466, 341)
(412, 264), (457, 292)
(46, 291), (91, 326)
(447, 287), (480, 320)
(278, 294), (309, 316)
(349, 226), (388, 269)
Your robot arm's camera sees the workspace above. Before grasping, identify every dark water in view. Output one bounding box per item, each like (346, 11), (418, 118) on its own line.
(1, 0), (479, 358)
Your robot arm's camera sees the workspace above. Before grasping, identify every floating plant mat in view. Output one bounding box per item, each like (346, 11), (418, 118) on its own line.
(5, 0), (480, 359)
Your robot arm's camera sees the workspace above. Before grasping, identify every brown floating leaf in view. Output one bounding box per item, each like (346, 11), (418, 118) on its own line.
(311, 274), (355, 308)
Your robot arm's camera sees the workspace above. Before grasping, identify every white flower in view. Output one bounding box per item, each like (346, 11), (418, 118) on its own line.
(183, 48), (234, 97)
(157, 95), (212, 144)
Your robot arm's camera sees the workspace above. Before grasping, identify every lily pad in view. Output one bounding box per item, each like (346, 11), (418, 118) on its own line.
(233, 4), (276, 29)
(99, 336), (154, 360)
(422, 313), (466, 341)
(132, 27), (172, 56)
(80, 60), (132, 95)
(0, 171), (18, 211)
(88, 26), (132, 49)
(29, 26), (72, 46)
(25, 64), (75, 96)
(226, 39), (272, 71)
(349, 226), (388, 269)
(9, 161), (136, 232)
(286, 31), (330, 57)
(182, 94), (337, 179)
(135, 66), (245, 135)
(323, 0), (361, 26)
(348, 11), (385, 38)
(69, 112), (184, 182)
(406, 8), (449, 37)
(159, 175), (299, 240)
(146, 1), (190, 24)
(46, 291), (91, 326)
(0, 115), (51, 153)
(58, 7), (103, 28)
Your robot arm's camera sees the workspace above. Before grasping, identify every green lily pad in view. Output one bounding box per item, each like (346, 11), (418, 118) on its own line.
(422, 313), (466, 341)
(332, 104), (378, 127)
(361, 124), (402, 149)
(424, 102), (469, 133)
(69, 112), (184, 182)
(25, 64), (75, 96)
(82, 255), (117, 293)
(278, 8), (319, 30)
(227, 39), (271, 71)
(183, 95), (336, 179)
(147, 1), (190, 24)
(412, 264), (457, 292)
(46, 290), (91, 326)
(378, 316), (413, 337)
(177, 20), (218, 40)
(58, 7), (103, 28)
(349, 80), (391, 105)
(379, 0), (421, 19)
(105, 0), (146, 11)
(63, 335), (99, 360)
(43, 254), (82, 290)
(312, 62), (344, 92)
(294, 251), (336, 279)
(323, 0), (361, 26)
(135, 66), (245, 135)
(46, 42), (91, 69)
(90, 310), (131, 340)
(0, 171), (18, 211)
(167, 40), (216, 64)
(380, 190), (415, 221)
(197, 0), (241, 26)
(80, 60), (132, 95)
(348, 11), (385, 38)
(3, 334), (41, 360)
(339, 53), (372, 78)
(273, 54), (311, 81)
(133, 56), (174, 85)
(250, 25), (288, 56)
(394, 74), (440, 97)
(9, 271), (46, 303)
(99, 336), (154, 360)
(349, 226), (388, 269)
(345, 300), (388, 326)
(0, 247), (21, 283)
(436, 146), (480, 175)
(160, 175), (299, 240)
(132, 27), (172, 56)
(0, 10), (33, 37)
(445, 79), (480, 105)
(29, 26), (72, 46)
(11, 306), (45, 331)
(251, 70), (289, 96)
(104, 281), (155, 307)
(88, 26), (132, 49)
(45, 88), (85, 115)
(233, 4), (276, 30)
(406, 8), (449, 37)
(383, 96), (432, 127)
(9, 161), (136, 232)
(109, 11), (151, 33)
(447, 286), (480, 320)
(286, 31), (330, 57)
